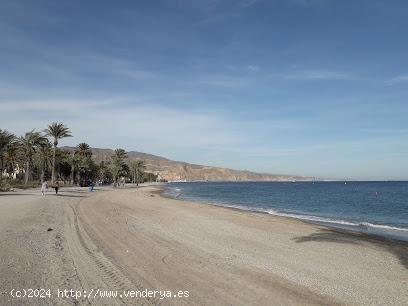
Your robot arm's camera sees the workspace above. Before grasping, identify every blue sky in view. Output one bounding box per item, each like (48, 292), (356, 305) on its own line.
(1, 0), (407, 180)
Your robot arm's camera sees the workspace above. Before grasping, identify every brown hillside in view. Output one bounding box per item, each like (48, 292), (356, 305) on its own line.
(63, 147), (313, 182)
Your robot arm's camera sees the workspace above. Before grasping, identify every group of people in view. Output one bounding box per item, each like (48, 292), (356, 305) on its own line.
(41, 180), (95, 196)
(40, 181), (60, 196)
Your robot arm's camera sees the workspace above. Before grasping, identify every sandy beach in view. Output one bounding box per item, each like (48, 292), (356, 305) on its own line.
(0, 185), (407, 305)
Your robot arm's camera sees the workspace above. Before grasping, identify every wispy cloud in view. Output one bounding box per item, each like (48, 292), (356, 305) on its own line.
(240, 0), (326, 9)
(183, 75), (252, 88)
(0, 98), (235, 150)
(284, 70), (353, 81)
(239, 0), (260, 8)
(385, 74), (408, 85)
(0, 96), (300, 159)
(247, 65), (260, 72)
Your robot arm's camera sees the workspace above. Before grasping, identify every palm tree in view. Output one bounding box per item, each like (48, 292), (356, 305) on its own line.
(74, 143), (93, 184)
(0, 129), (16, 179)
(44, 122), (72, 183)
(19, 130), (47, 185)
(130, 160), (145, 185)
(70, 150), (75, 185)
(97, 161), (112, 184)
(4, 141), (20, 178)
(37, 140), (53, 182)
(75, 143), (92, 158)
(110, 149), (128, 187)
(54, 148), (73, 182)
(0, 129), (15, 151)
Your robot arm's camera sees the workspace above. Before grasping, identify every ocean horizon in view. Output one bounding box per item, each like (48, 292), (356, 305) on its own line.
(164, 181), (408, 242)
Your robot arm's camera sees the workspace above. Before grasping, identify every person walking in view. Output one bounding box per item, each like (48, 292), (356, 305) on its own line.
(41, 181), (48, 196)
(54, 180), (60, 195)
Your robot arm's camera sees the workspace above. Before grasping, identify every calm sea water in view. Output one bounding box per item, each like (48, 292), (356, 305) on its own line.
(163, 181), (408, 241)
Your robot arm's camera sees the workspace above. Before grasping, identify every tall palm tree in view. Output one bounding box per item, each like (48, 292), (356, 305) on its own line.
(54, 148), (72, 181)
(37, 140), (53, 182)
(19, 130), (47, 185)
(130, 160), (145, 185)
(111, 149), (128, 187)
(44, 122), (72, 183)
(74, 143), (93, 183)
(0, 129), (16, 179)
(70, 150), (75, 185)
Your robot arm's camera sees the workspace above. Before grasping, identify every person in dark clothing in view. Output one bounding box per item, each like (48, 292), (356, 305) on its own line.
(54, 181), (60, 195)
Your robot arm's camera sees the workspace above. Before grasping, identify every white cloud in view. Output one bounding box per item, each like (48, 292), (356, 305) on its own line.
(386, 74), (408, 84)
(0, 97), (300, 159)
(239, 0), (260, 8)
(0, 98), (239, 151)
(185, 75), (252, 88)
(284, 70), (352, 80)
(247, 65), (260, 72)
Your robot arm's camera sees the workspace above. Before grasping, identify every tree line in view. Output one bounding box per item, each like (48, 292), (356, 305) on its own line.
(0, 122), (154, 188)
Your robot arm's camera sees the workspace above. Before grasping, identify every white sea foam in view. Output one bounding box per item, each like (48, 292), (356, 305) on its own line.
(216, 204), (408, 240)
(264, 210), (408, 232)
(358, 222), (408, 232)
(261, 210), (408, 241)
(163, 187), (182, 198)
(184, 199), (408, 235)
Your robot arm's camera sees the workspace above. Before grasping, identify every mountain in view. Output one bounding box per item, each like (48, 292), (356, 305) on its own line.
(63, 147), (313, 182)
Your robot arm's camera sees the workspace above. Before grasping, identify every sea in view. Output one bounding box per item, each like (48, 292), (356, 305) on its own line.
(163, 181), (408, 242)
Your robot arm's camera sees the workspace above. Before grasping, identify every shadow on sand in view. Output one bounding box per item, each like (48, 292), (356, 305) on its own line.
(54, 194), (86, 198)
(56, 189), (88, 193)
(292, 228), (408, 270)
(0, 193), (35, 196)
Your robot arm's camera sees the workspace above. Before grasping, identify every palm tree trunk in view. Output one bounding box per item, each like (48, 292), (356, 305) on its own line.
(11, 161), (15, 178)
(51, 145), (56, 184)
(0, 158), (3, 180)
(24, 161), (30, 186)
(70, 152), (74, 185)
(40, 168), (45, 183)
(70, 169), (74, 185)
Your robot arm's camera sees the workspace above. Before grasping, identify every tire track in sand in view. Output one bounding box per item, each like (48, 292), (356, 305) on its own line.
(69, 204), (160, 306)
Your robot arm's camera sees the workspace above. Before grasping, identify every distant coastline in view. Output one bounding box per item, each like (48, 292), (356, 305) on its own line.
(63, 146), (315, 182)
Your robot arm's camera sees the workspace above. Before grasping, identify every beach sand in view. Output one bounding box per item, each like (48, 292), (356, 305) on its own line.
(0, 185), (407, 305)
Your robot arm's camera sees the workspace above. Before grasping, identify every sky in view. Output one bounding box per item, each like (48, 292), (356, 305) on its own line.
(0, 0), (408, 180)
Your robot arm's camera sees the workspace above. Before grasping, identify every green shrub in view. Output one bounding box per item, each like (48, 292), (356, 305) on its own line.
(0, 180), (12, 192)
(0, 179), (40, 190)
